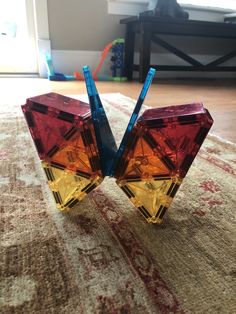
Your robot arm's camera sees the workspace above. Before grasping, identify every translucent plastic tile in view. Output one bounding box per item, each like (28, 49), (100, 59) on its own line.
(115, 103), (213, 180)
(22, 93), (91, 158)
(83, 66), (117, 176)
(144, 124), (201, 177)
(110, 68), (156, 177)
(117, 176), (182, 224)
(46, 123), (101, 175)
(42, 162), (103, 211)
(22, 93), (102, 175)
(137, 103), (213, 177)
(115, 126), (171, 180)
(26, 92), (91, 118)
(139, 102), (209, 122)
(22, 105), (73, 158)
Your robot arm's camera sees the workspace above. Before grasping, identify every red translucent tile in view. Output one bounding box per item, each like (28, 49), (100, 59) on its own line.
(22, 93), (102, 175)
(140, 102), (208, 122)
(137, 102), (213, 177)
(115, 103), (213, 180)
(26, 92), (91, 119)
(22, 107), (73, 157)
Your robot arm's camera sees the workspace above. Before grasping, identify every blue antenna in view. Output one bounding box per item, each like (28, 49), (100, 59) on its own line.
(109, 68), (156, 176)
(83, 66), (117, 176)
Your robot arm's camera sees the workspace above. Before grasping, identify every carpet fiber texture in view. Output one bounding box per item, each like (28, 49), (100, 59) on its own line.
(0, 93), (235, 314)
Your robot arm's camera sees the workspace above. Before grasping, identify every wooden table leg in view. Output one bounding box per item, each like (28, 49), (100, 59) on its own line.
(140, 22), (151, 83)
(124, 24), (135, 81)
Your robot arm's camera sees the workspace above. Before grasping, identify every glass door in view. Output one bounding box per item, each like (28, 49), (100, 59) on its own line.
(0, 0), (38, 73)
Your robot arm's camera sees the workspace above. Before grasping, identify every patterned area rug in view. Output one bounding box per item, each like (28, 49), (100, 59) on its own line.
(0, 93), (235, 314)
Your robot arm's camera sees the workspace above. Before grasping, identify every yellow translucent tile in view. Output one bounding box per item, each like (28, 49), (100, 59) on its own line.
(117, 176), (182, 224)
(42, 162), (103, 211)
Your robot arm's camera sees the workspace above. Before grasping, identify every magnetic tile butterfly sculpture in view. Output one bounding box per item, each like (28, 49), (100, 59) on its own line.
(22, 67), (213, 223)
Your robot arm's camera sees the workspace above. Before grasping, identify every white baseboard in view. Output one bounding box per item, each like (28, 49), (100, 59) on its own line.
(51, 50), (112, 77)
(48, 49), (236, 79)
(37, 39), (51, 77)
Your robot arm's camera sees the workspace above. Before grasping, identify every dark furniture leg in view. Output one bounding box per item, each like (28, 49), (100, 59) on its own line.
(140, 22), (152, 83)
(124, 24), (135, 81)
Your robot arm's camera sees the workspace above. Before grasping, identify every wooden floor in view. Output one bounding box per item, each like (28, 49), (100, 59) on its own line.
(1, 77), (236, 143)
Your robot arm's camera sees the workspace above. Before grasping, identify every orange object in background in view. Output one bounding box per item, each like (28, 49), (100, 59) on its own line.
(74, 42), (113, 81)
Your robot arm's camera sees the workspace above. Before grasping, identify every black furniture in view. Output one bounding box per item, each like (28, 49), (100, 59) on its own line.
(120, 16), (236, 82)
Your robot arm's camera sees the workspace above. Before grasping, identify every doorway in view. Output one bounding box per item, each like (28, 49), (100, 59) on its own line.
(0, 0), (38, 74)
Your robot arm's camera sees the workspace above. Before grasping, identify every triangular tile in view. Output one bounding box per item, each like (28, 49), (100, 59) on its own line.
(22, 93), (102, 175)
(115, 130), (171, 180)
(42, 162), (103, 211)
(138, 103), (213, 177)
(22, 93), (91, 160)
(118, 176), (182, 223)
(22, 106), (73, 158)
(48, 125), (101, 175)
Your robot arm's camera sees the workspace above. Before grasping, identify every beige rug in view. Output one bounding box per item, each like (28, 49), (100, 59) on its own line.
(0, 93), (235, 314)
